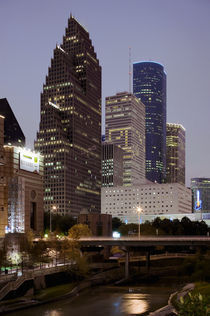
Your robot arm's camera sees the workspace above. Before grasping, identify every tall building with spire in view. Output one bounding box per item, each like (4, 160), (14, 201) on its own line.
(105, 92), (145, 186)
(133, 62), (166, 183)
(166, 123), (185, 185)
(35, 15), (101, 216)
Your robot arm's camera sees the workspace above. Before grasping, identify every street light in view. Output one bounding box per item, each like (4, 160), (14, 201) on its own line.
(137, 207), (142, 239)
(50, 205), (57, 233)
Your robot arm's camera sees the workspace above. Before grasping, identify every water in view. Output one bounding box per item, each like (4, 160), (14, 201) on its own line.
(8, 284), (178, 315)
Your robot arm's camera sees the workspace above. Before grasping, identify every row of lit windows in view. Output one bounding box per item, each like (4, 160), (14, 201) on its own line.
(43, 82), (73, 90)
(105, 186), (174, 193)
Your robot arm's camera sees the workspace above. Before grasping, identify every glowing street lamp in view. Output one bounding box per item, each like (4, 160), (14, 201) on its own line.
(50, 205), (57, 233)
(137, 207), (142, 239)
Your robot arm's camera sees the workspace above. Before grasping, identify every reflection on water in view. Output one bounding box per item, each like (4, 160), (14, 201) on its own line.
(8, 284), (178, 316)
(45, 308), (64, 316)
(45, 310), (63, 316)
(121, 294), (149, 314)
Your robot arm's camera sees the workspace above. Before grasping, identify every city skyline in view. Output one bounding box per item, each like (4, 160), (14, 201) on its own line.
(1, 0), (210, 185)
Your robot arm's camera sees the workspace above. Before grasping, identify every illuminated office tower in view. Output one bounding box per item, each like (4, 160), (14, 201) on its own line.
(133, 62), (166, 183)
(102, 142), (124, 187)
(166, 123), (185, 184)
(105, 92), (145, 186)
(35, 15), (101, 216)
(0, 98), (25, 147)
(191, 178), (210, 212)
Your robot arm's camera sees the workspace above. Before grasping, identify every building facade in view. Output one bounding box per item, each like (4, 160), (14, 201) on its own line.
(0, 98), (25, 147)
(133, 62), (166, 183)
(166, 123), (185, 184)
(79, 213), (112, 236)
(101, 183), (192, 224)
(102, 142), (123, 187)
(35, 15), (101, 216)
(191, 178), (210, 212)
(0, 117), (43, 237)
(105, 92), (145, 186)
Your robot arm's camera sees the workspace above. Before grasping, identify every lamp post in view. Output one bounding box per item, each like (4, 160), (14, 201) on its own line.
(50, 205), (57, 233)
(137, 207), (142, 239)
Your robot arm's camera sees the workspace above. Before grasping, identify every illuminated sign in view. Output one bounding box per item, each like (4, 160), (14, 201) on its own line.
(19, 150), (39, 173)
(195, 190), (202, 211)
(112, 231), (121, 238)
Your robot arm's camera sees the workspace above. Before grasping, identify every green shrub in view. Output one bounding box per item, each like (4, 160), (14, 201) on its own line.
(177, 292), (210, 316)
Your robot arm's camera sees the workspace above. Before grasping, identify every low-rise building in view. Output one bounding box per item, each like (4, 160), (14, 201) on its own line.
(101, 183), (192, 224)
(79, 212), (112, 236)
(0, 116), (44, 237)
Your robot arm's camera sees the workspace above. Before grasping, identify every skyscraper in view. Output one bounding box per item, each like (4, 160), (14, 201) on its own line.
(105, 92), (145, 186)
(35, 15), (101, 216)
(166, 123), (185, 184)
(0, 98), (25, 147)
(102, 142), (124, 187)
(133, 62), (166, 183)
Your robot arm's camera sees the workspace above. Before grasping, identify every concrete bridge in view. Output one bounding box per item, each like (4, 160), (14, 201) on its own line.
(79, 236), (210, 279)
(79, 236), (210, 247)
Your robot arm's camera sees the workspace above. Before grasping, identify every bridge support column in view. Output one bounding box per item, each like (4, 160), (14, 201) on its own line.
(146, 250), (150, 272)
(125, 250), (130, 279)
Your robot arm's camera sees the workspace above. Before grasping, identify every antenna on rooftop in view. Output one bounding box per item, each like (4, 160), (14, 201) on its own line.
(129, 47), (132, 93)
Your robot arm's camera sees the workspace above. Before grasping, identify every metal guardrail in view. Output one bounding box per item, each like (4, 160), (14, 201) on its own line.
(118, 252), (194, 263)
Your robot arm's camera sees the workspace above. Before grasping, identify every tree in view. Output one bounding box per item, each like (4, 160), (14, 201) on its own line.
(68, 224), (92, 240)
(44, 212), (76, 234)
(29, 239), (50, 268)
(57, 235), (90, 278)
(181, 217), (194, 235)
(152, 217), (162, 229)
(112, 217), (123, 231)
(140, 222), (157, 235)
(0, 245), (7, 273)
(18, 231), (35, 271)
(60, 238), (73, 264)
(119, 223), (138, 236)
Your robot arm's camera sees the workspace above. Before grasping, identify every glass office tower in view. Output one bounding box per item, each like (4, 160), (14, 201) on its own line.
(0, 98), (25, 147)
(35, 15), (101, 216)
(166, 123), (185, 185)
(133, 62), (166, 183)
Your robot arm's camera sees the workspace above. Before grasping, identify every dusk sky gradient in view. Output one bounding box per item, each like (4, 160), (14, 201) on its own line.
(1, 0), (210, 186)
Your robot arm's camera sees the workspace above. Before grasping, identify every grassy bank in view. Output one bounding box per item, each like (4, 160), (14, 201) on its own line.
(34, 282), (77, 301)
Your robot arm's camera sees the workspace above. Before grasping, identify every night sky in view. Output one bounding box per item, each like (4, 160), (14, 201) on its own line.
(1, 0), (210, 185)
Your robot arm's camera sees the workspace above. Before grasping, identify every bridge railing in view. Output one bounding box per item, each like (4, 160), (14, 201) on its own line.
(0, 263), (72, 301)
